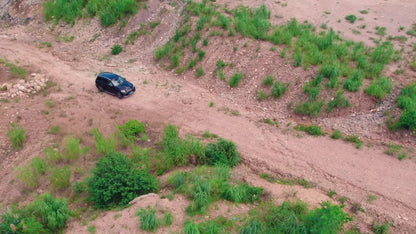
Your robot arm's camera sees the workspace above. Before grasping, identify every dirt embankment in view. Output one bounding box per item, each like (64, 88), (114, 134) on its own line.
(1, 0), (416, 233)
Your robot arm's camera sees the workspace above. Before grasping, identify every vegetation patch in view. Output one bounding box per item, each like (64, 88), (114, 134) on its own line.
(7, 123), (26, 150)
(295, 124), (324, 136)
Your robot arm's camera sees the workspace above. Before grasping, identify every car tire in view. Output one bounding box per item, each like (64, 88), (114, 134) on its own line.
(97, 85), (104, 92)
(117, 92), (123, 99)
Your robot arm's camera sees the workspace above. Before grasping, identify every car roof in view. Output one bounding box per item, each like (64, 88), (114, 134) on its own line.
(99, 72), (120, 79)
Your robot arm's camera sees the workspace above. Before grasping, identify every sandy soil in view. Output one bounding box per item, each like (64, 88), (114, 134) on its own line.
(1, 0), (416, 233)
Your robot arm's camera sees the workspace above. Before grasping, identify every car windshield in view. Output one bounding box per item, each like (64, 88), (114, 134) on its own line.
(111, 76), (126, 86)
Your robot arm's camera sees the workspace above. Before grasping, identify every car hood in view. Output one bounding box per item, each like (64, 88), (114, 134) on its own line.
(119, 81), (134, 91)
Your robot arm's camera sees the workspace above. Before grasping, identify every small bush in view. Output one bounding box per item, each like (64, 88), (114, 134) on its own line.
(31, 157), (47, 176)
(345, 15), (357, 23)
(137, 206), (159, 232)
(365, 76), (393, 99)
(184, 220), (200, 234)
(229, 72), (244, 87)
(88, 152), (159, 208)
(17, 164), (37, 189)
(205, 138), (240, 167)
(7, 123), (26, 150)
(344, 71), (363, 92)
(118, 120), (145, 145)
(221, 183), (263, 203)
(272, 81), (288, 98)
(111, 44), (123, 55)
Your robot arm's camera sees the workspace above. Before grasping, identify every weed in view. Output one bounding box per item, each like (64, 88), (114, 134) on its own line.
(49, 166), (71, 190)
(203, 130), (218, 138)
(360, 10), (368, 14)
(331, 130), (343, 139)
(163, 212), (173, 226)
(87, 225), (96, 233)
(294, 100), (324, 117)
(264, 118), (279, 127)
(196, 66), (205, 77)
(229, 72), (244, 87)
(345, 15), (357, 23)
(17, 164), (37, 189)
(32, 157), (47, 176)
(372, 221), (390, 234)
(295, 124), (323, 136)
(4, 61), (26, 79)
(270, 46), (276, 51)
(257, 90), (267, 100)
(344, 70), (363, 92)
(261, 173), (277, 183)
(111, 44), (122, 55)
(7, 123), (26, 149)
(91, 128), (117, 155)
(327, 91), (351, 112)
(63, 136), (82, 161)
(328, 189), (337, 198)
(272, 81), (288, 98)
(375, 26), (386, 36)
(184, 220), (200, 234)
(40, 41), (52, 48)
(209, 102), (214, 107)
(367, 194), (378, 202)
(324, 11), (331, 15)
(262, 75), (274, 86)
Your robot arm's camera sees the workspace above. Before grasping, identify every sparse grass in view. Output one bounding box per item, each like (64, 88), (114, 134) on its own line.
(2, 60), (26, 79)
(372, 221), (390, 234)
(264, 118), (279, 127)
(7, 123), (26, 150)
(91, 128), (117, 155)
(360, 10), (368, 14)
(368, 194), (378, 202)
(365, 76), (393, 99)
(63, 136), (82, 161)
(327, 91), (351, 112)
(137, 206), (159, 232)
(272, 81), (288, 98)
(295, 100), (324, 117)
(345, 135), (363, 149)
(203, 130), (218, 138)
(328, 189), (337, 198)
(49, 166), (71, 190)
(257, 90), (267, 100)
(262, 75), (274, 86)
(375, 26), (387, 36)
(196, 66), (205, 77)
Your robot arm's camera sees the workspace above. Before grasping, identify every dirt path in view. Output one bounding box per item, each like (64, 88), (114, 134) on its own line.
(1, 35), (416, 232)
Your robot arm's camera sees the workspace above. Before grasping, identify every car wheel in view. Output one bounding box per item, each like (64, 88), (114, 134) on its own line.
(97, 85), (104, 92)
(117, 92), (123, 99)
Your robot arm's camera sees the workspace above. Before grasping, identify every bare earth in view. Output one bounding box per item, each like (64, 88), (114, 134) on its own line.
(1, 0), (416, 233)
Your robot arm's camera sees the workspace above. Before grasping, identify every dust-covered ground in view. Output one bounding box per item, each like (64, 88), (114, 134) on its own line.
(1, 0), (416, 233)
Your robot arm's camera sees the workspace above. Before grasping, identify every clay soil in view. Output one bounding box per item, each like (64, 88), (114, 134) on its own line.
(1, 0), (416, 233)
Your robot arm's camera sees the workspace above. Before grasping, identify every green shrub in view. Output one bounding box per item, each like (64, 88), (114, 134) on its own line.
(371, 42), (394, 64)
(88, 152), (159, 208)
(272, 81), (288, 98)
(365, 76), (393, 99)
(304, 201), (353, 233)
(205, 138), (240, 167)
(262, 75), (274, 86)
(92, 128), (117, 155)
(137, 206), (159, 232)
(295, 125), (323, 136)
(345, 15), (357, 23)
(399, 109), (416, 132)
(229, 72), (244, 87)
(7, 123), (26, 150)
(171, 52), (181, 67)
(327, 91), (351, 112)
(257, 90), (267, 100)
(111, 44), (123, 55)
(396, 83), (416, 132)
(49, 166), (71, 190)
(331, 130), (343, 139)
(0, 193), (70, 233)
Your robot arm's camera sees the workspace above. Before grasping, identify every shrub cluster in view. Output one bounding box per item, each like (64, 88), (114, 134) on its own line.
(205, 138), (240, 167)
(0, 193), (71, 233)
(88, 152), (159, 208)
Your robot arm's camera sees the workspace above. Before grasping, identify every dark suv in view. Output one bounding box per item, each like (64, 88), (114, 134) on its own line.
(95, 72), (135, 98)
